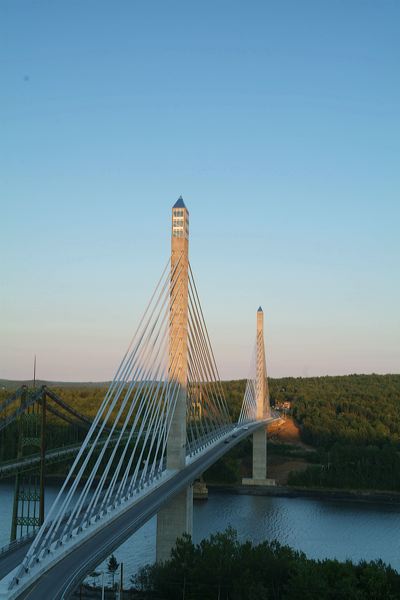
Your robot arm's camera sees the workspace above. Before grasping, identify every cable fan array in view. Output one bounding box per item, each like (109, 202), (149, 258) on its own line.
(186, 264), (231, 453)
(17, 257), (232, 577)
(238, 329), (270, 425)
(238, 342), (258, 424)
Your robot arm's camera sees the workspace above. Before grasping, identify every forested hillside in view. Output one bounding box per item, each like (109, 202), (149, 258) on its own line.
(265, 374), (400, 491)
(274, 374), (400, 447)
(2, 374), (400, 491)
(3, 374), (399, 442)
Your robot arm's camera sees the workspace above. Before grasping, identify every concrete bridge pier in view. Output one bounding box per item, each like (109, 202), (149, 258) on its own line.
(242, 307), (276, 487)
(156, 486), (193, 562)
(156, 383), (193, 562)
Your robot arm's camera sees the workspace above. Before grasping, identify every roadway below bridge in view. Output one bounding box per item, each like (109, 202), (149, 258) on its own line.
(1, 419), (278, 600)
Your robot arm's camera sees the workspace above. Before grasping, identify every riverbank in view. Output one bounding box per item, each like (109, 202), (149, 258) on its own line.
(2, 481), (400, 579)
(4, 477), (398, 506)
(208, 483), (400, 505)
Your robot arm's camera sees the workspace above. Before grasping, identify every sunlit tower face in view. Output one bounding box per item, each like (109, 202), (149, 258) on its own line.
(168, 196), (190, 470)
(171, 195), (189, 281)
(172, 196), (189, 241)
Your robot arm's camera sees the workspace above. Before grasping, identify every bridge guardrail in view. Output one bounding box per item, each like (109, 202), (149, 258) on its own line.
(0, 531), (36, 559)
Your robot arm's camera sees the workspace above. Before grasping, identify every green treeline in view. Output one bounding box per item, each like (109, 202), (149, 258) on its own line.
(222, 374), (400, 448)
(2, 374), (400, 491)
(2, 374), (399, 440)
(282, 374), (400, 447)
(269, 374), (400, 491)
(288, 443), (400, 490)
(130, 528), (400, 600)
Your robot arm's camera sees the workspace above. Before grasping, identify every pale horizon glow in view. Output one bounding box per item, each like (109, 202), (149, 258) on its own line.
(1, 2), (399, 381)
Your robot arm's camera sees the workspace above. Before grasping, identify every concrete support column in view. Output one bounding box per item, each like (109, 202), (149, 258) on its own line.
(156, 486), (193, 562)
(156, 198), (193, 562)
(242, 308), (276, 487)
(252, 427), (267, 480)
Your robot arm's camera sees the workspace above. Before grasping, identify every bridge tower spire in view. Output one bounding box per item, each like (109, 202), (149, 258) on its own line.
(243, 307), (275, 486)
(156, 197), (193, 562)
(256, 307), (268, 421)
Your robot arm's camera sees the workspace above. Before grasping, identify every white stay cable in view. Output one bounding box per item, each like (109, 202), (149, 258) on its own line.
(187, 338), (219, 440)
(21, 261), (177, 571)
(67, 259), (183, 527)
(80, 269), (185, 525)
(26, 262), (172, 564)
(187, 301), (226, 433)
(188, 276), (230, 425)
(188, 264), (231, 422)
(131, 322), (184, 488)
(238, 340), (257, 425)
(58, 275), (174, 541)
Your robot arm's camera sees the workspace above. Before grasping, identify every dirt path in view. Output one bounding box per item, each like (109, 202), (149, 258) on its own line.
(268, 417), (311, 449)
(267, 417), (313, 484)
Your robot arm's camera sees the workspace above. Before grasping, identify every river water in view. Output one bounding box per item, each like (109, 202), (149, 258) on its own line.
(1, 482), (400, 587)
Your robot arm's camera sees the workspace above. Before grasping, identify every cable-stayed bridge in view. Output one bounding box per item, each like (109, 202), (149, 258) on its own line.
(0, 198), (280, 599)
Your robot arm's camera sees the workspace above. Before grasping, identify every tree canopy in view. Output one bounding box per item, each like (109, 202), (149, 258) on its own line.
(131, 529), (400, 599)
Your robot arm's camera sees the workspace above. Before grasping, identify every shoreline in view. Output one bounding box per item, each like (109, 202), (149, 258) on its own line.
(2, 478), (399, 506)
(207, 483), (400, 505)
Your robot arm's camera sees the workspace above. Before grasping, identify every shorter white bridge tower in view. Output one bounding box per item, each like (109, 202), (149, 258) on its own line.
(242, 307), (275, 486)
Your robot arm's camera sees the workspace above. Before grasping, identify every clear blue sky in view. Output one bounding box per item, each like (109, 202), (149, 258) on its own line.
(1, 1), (399, 381)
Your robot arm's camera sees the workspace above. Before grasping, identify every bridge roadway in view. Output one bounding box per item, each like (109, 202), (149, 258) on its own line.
(1, 419), (276, 600)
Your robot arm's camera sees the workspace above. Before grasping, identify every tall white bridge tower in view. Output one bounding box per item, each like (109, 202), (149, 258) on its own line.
(242, 307), (275, 486)
(156, 197), (193, 561)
